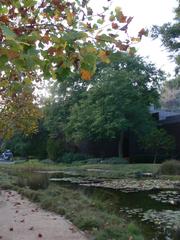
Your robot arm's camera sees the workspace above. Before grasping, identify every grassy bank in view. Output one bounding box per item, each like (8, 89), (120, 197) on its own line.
(0, 161), (147, 240)
(0, 159), (160, 178)
(0, 160), (179, 239)
(17, 184), (144, 240)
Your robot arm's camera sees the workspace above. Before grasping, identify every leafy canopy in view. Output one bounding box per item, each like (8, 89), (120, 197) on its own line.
(65, 53), (164, 143)
(0, 0), (147, 138)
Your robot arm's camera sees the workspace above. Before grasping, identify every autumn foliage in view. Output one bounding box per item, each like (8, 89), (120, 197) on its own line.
(0, 0), (147, 137)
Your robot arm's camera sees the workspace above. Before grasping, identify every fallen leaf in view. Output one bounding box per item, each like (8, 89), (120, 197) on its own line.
(14, 202), (21, 206)
(38, 233), (43, 238)
(29, 226), (34, 230)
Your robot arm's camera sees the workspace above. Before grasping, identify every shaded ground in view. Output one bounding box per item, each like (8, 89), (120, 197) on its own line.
(0, 190), (88, 240)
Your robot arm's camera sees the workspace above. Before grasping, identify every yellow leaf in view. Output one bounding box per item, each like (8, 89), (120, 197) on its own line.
(67, 11), (74, 26)
(98, 50), (110, 64)
(80, 69), (92, 80)
(131, 37), (141, 43)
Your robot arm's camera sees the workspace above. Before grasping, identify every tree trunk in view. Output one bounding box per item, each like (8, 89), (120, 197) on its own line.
(153, 150), (158, 164)
(118, 132), (124, 158)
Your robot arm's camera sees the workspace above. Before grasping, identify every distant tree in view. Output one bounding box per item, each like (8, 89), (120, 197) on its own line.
(152, 1), (180, 74)
(66, 53), (164, 157)
(3, 121), (48, 159)
(161, 75), (180, 111)
(141, 128), (175, 163)
(43, 73), (89, 160)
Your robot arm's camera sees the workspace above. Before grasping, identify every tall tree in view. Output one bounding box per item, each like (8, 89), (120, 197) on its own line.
(65, 53), (164, 157)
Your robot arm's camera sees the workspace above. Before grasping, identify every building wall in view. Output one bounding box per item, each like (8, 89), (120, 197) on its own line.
(78, 116), (180, 162)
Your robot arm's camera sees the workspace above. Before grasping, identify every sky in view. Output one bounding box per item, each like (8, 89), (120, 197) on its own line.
(89, 0), (178, 76)
(38, 0), (178, 99)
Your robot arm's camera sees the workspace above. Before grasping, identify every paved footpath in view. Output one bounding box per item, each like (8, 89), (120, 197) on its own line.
(0, 190), (88, 240)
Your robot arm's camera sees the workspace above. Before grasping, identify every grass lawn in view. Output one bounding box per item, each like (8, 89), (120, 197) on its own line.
(0, 159), (160, 178)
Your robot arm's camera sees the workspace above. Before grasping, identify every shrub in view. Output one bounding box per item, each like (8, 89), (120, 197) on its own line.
(60, 152), (89, 163)
(16, 172), (49, 190)
(18, 188), (41, 202)
(127, 223), (144, 240)
(75, 215), (102, 230)
(95, 226), (128, 240)
(47, 138), (66, 161)
(100, 157), (128, 164)
(86, 157), (128, 164)
(159, 160), (180, 175)
(86, 158), (103, 164)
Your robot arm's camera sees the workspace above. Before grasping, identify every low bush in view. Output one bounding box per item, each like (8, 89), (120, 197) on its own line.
(60, 152), (89, 163)
(159, 160), (180, 175)
(47, 138), (66, 161)
(95, 226), (127, 240)
(86, 158), (103, 164)
(86, 157), (128, 164)
(75, 214), (103, 230)
(18, 188), (41, 202)
(100, 157), (128, 164)
(16, 172), (49, 190)
(127, 223), (144, 240)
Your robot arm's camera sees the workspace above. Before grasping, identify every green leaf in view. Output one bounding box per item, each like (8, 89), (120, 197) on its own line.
(1, 25), (16, 40)
(97, 34), (112, 43)
(43, 62), (52, 79)
(63, 31), (88, 42)
(0, 55), (8, 67)
(81, 54), (97, 73)
(56, 67), (71, 81)
(0, 6), (8, 14)
(11, 0), (21, 8)
(97, 19), (104, 24)
(24, 0), (36, 7)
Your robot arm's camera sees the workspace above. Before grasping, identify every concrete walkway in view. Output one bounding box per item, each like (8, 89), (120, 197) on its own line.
(0, 190), (88, 240)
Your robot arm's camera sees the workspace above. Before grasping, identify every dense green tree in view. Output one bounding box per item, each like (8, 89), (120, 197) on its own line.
(43, 74), (90, 160)
(140, 128), (175, 163)
(3, 121), (48, 159)
(65, 53), (164, 157)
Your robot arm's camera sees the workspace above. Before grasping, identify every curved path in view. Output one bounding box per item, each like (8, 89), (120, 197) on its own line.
(0, 190), (88, 240)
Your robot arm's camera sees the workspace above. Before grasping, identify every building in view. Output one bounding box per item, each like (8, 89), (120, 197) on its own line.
(79, 109), (180, 163)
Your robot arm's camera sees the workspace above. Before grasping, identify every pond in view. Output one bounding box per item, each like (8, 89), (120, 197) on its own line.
(38, 171), (180, 240)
